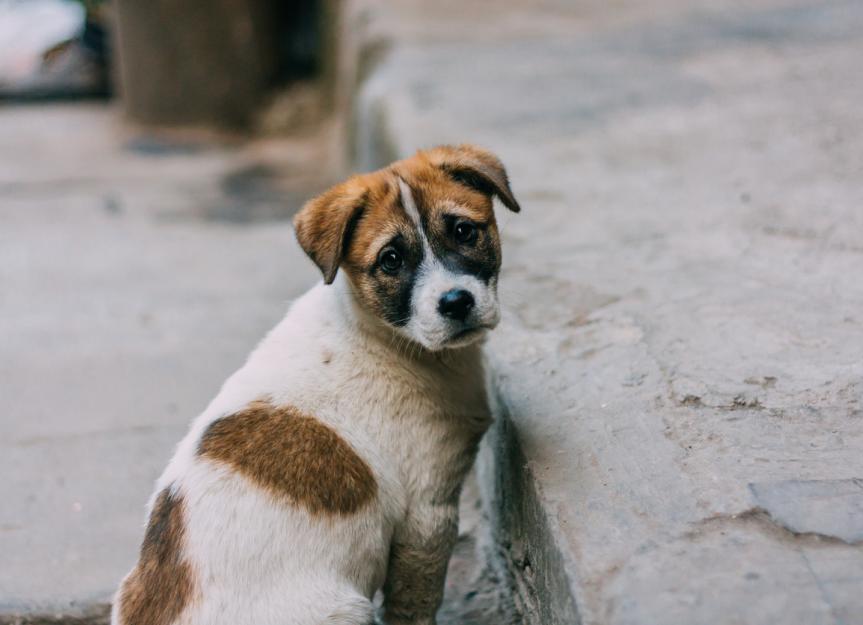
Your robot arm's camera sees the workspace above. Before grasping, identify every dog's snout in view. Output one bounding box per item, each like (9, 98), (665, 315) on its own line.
(437, 289), (475, 321)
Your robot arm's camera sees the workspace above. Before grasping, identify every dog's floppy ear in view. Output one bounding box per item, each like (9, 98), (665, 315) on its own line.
(428, 144), (521, 213)
(294, 179), (367, 284)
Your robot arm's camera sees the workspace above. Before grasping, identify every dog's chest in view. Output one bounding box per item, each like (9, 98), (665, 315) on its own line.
(390, 379), (488, 499)
(242, 302), (492, 505)
(330, 348), (491, 501)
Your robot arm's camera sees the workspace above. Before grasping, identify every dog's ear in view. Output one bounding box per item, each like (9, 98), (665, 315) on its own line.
(428, 144), (521, 213)
(294, 179), (367, 284)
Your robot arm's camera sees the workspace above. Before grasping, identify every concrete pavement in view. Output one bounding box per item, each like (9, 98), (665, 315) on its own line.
(353, 0), (863, 622)
(0, 104), (326, 619)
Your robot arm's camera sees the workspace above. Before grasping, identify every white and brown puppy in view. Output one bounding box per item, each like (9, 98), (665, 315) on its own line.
(111, 145), (520, 625)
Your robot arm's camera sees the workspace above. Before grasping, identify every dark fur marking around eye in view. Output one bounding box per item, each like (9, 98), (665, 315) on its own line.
(369, 235), (421, 327)
(437, 247), (498, 283)
(406, 181), (500, 284)
(373, 274), (416, 327)
(429, 222), (499, 283)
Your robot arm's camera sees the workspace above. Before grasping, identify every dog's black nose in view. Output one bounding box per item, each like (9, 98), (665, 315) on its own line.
(438, 289), (475, 321)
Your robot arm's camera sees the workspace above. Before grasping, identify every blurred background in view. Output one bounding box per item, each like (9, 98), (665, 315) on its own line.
(1, 1), (862, 624)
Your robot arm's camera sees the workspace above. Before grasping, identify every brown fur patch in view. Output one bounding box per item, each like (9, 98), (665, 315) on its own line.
(117, 488), (194, 625)
(292, 179), (368, 284)
(423, 144), (521, 213)
(393, 149), (499, 224)
(197, 400), (377, 515)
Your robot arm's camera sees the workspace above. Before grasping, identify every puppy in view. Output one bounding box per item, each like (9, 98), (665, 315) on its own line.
(111, 145), (520, 625)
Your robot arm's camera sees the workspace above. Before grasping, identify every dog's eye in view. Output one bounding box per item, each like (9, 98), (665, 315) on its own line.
(379, 248), (403, 274)
(454, 220), (478, 245)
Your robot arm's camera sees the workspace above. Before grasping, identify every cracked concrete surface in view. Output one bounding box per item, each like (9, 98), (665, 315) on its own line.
(353, 0), (863, 622)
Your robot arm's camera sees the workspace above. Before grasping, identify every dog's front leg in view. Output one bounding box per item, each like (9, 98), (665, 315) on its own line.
(382, 502), (459, 625)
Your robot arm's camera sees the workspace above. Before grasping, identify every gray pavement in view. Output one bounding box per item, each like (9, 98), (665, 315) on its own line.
(354, 0), (863, 623)
(0, 104), (325, 619)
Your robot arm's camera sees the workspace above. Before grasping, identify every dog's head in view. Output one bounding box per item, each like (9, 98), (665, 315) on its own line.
(294, 144), (520, 351)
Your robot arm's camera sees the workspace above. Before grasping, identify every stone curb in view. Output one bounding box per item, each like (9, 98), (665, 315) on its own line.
(347, 33), (580, 625)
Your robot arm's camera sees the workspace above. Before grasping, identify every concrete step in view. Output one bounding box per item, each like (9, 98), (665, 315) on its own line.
(349, 1), (863, 623)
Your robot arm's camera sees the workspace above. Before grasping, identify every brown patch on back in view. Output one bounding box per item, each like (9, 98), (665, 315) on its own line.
(197, 400), (377, 515)
(117, 488), (194, 625)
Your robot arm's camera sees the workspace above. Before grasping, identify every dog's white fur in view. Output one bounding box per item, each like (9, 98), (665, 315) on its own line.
(113, 270), (493, 625)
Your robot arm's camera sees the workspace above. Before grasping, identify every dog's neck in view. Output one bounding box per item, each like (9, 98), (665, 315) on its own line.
(329, 272), (484, 370)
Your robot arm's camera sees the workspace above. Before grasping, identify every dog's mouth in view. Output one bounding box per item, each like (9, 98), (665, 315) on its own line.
(442, 325), (490, 348)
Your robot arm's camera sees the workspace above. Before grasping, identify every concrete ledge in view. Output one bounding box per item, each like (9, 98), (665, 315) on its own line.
(349, 19), (584, 622)
(352, 1), (863, 623)
(0, 604), (110, 625)
(478, 399), (581, 625)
